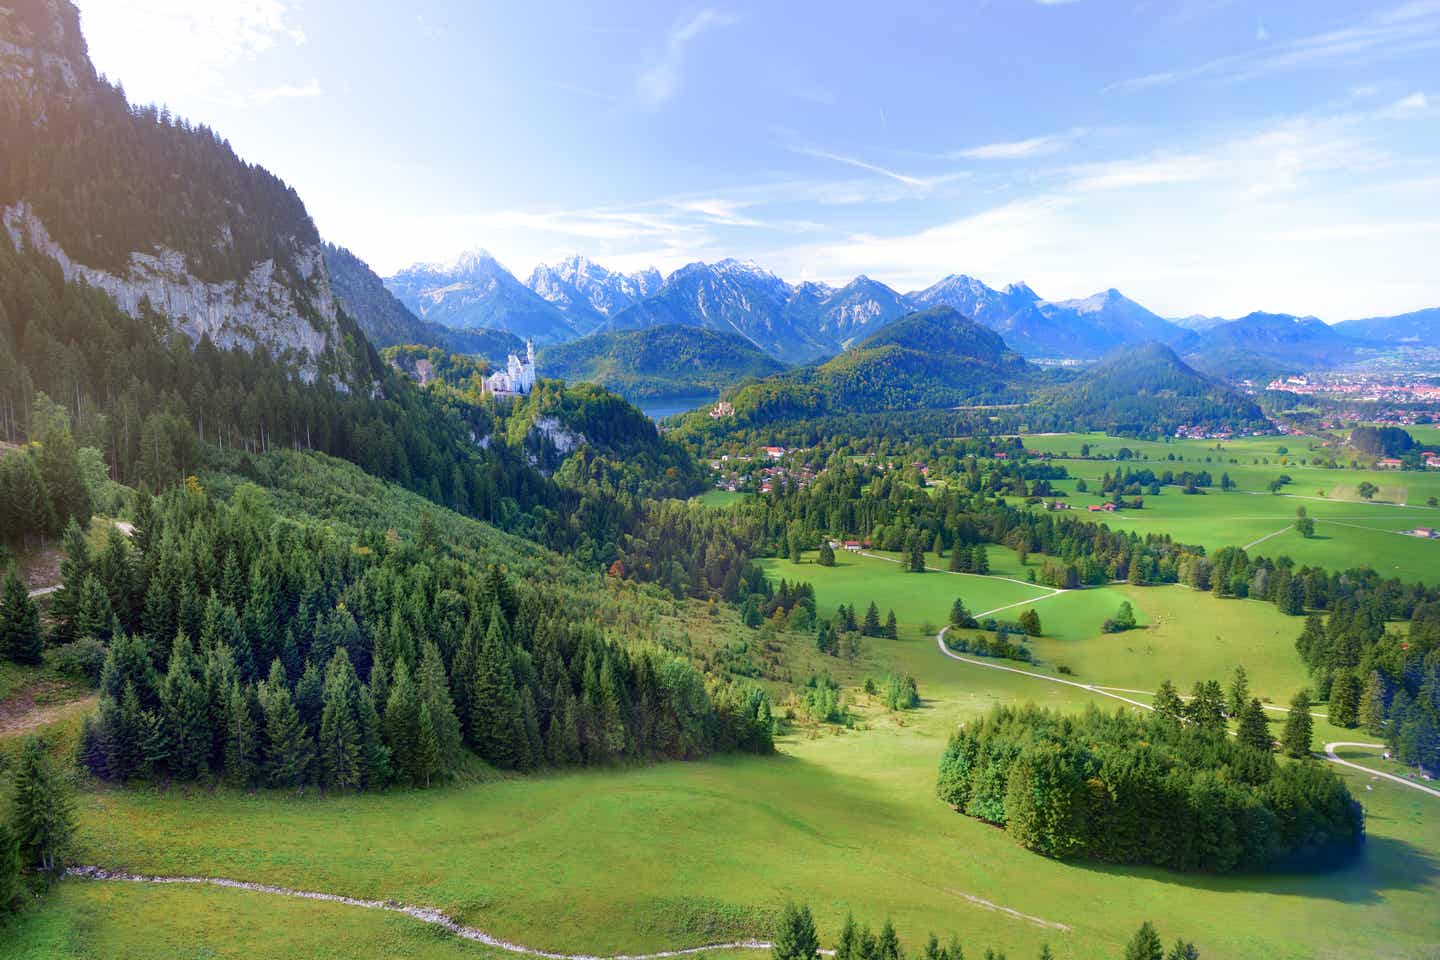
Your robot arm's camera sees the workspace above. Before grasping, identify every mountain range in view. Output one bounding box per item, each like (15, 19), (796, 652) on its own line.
(386, 251), (1440, 372)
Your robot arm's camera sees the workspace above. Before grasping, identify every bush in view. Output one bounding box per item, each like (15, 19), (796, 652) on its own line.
(50, 637), (107, 684)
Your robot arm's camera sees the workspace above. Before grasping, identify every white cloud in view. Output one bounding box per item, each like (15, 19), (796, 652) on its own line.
(77, 0), (308, 106)
(953, 134), (1072, 160)
(637, 8), (738, 107)
(1379, 91), (1430, 118)
(1106, 1), (1440, 92)
(1256, 23), (1270, 42)
(248, 77), (322, 105)
(788, 145), (969, 192)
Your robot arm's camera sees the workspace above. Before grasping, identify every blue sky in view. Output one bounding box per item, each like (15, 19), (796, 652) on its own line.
(76, 1), (1440, 320)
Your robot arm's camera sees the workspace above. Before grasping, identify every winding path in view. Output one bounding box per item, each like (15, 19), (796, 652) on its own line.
(934, 621), (1439, 801)
(66, 867), (808, 959)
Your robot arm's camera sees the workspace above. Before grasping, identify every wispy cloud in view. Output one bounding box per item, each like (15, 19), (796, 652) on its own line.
(953, 133), (1073, 160)
(670, 198), (765, 226)
(248, 77), (322, 105)
(637, 8), (739, 107)
(1106, 1), (1440, 92)
(1379, 91), (1430, 118)
(788, 145), (968, 192)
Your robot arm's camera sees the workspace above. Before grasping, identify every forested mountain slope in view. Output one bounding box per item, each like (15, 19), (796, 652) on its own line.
(538, 325), (784, 401)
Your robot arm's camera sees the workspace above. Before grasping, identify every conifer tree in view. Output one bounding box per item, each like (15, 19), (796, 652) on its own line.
(884, 609), (898, 640)
(161, 632), (212, 778)
(971, 544), (990, 574)
(863, 601), (882, 637)
(0, 819), (21, 916)
(1281, 690), (1314, 758)
(294, 659), (324, 737)
(37, 416), (90, 532)
(223, 680), (259, 786)
(50, 518), (91, 644)
(1328, 671), (1361, 728)
(518, 686), (543, 771)
(261, 659), (314, 787)
(0, 567), (42, 664)
(835, 915), (860, 960)
(1123, 922), (1164, 960)
(817, 540), (835, 567)
(415, 702), (441, 788)
(1153, 680), (1184, 726)
(11, 736), (76, 874)
(908, 535), (926, 572)
(318, 649), (363, 791)
(470, 610), (521, 768)
(1018, 609), (1041, 637)
(417, 640), (462, 777)
(1227, 665), (1249, 718)
(383, 659), (422, 782)
(75, 574), (114, 640)
(1163, 939), (1199, 960)
(876, 920), (901, 960)
(950, 598), (975, 628)
(358, 684), (392, 788)
(772, 903), (820, 960)
(1237, 698), (1272, 752)
(1358, 671), (1387, 735)
(948, 542), (965, 572)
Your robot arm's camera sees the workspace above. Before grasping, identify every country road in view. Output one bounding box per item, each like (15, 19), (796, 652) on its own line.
(1323, 742), (1440, 799)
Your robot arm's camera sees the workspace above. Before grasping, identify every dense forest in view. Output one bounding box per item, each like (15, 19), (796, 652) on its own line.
(538, 324), (785, 401)
(36, 475), (773, 787)
(937, 704), (1364, 872)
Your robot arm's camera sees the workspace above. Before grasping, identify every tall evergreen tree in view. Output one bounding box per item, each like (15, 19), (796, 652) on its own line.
(0, 567), (42, 664)
(863, 601), (882, 637)
(10, 736), (76, 874)
(358, 684), (392, 788)
(161, 632), (212, 778)
(1123, 922), (1164, 960)
(1227, 665), (1249, 718)
(1358, 671), (1387, 735)
(1237, 698), (1272, 752)
(318, 648), (363, 791)
(1153, 680), (1184, 726)
(223, 680), (259, 786)
(1328, 671), (1361, 728)
(772, 903), (820, 960)
(470, 610), (521, 768)
(416, 640), (462, 777)
(383, 659), (423, 783)
(260, 659), (314, 787)
(1281, 690), (1314, 758)
(50, 518), (91, 644)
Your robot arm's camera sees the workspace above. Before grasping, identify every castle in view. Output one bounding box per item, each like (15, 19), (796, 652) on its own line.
(486, 339), (537, 395)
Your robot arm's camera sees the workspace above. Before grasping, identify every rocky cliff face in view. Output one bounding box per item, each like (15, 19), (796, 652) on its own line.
(0, 0), (359, 384)
(4, 202), (336, 377)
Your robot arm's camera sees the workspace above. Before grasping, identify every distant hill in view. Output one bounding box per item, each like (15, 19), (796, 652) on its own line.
(1181, 312), (1361, 379)
(706, 306), (1035, 426)
(1039, 342), (1269, 435)
(385, 249), (584, 343)
(324, 244), (523, 361)
(537, 325), (784, 402)
(1335, 307), (1440, 345)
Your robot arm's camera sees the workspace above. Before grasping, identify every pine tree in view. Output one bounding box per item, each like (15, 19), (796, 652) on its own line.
(771, 903), (820, 960)
(1018, 609), (1041, 637)
(884, 610), (898, 640)
(876, 920), (901, 960)
(223, 680), (259, 786)
(1281, 690), (1314, 758)
(1163, 939), (1199, 960)
(11, 736), (76, 874)
(470, 611), (522, 768)
(950, 598), (975, 628)
(0, 567), (42, 664)
(37, 417), (90, 532)
(948, 542), (965, 572)
(1358, 671), (1387, 735)
(1237, 698), (1272, 752)
(518, 686), (543, 771)
(75, 574), (114, 640)
(1123, 922), (1164, 960)
(908, 535), (926, 572)
(863, 601), (882, 637)
(261, 659), (314, 788)
(50, 518), (91, 644)
(817, 540), (835, 567)
(1153, 680), (1184, 726)
(416, 640), (462, 778)
(170, 632), (217, 776)
(835, 915), (860, 960)
(318, 649), (362, 791)
(383, 659), (422, 783)
(0, 819), (21, 915)
(1328, 671), (1361, 728)
(414, 702), (441, 788)
(971, 544), (990, 574)
(1227, 665), (1249, 718)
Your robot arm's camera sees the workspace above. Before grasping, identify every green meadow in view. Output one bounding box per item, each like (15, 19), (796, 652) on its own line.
(8, 552), (1438, 960)
(1009, 433), (1440, 582)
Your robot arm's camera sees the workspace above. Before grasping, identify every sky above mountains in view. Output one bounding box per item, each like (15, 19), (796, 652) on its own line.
(75, 0), (1440, 321)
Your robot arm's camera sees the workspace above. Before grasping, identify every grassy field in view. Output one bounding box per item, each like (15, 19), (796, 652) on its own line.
(7, 549), (1437, 960)
(1005, 434), (1440, 582)
(694, 489), (748, 509)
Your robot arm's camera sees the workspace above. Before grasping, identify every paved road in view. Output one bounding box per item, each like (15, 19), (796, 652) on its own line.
(1323, 742), (1440, 799)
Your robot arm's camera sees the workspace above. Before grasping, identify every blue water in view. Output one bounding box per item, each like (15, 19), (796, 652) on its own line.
(637, 395), (714, 420)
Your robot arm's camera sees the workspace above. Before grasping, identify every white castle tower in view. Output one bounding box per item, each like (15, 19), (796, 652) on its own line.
(486, 338), (537, 395)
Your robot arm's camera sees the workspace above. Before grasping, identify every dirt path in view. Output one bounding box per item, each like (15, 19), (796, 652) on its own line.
(65, 867), (826, 959)
(0, 683), (96, 738)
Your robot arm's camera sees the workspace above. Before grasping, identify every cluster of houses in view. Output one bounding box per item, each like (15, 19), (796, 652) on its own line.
(1405, 527), (1437, 540)
(707, 446), (820, 495)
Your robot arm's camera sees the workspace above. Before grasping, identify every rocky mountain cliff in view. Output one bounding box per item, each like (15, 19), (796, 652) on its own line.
(0, 0), (363, 384)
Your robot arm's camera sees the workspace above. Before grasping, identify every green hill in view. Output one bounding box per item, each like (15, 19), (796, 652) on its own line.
(538, 324), (785, 401)
(1035, 342), (1270, 435)
(699, 306), (1034, 427)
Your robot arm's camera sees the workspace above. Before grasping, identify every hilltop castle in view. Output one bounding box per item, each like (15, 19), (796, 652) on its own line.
(486, 340), (537, 395)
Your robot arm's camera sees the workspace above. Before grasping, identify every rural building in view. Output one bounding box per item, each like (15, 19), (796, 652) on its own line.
(1376, 457), (1403, 469)
(763, 446), (785, 459)
(843, 541), (862, 552)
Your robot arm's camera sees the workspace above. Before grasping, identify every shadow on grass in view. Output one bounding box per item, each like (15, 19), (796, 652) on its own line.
(1068, 833), (1438, 905)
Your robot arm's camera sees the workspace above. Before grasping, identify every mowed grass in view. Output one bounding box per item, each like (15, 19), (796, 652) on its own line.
(694, 489), (748, 509)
